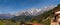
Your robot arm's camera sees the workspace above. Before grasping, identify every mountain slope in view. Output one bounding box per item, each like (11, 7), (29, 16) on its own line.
(31, 4), (60, 23)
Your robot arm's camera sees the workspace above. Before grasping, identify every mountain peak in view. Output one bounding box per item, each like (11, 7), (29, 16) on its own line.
(15, 8), (42, 16)
(15, 5), (56, 16)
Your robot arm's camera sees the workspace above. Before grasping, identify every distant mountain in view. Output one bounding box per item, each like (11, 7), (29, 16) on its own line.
(15, 9), (41, 16)
(10, 5), (56, 22)
(15, 6), (55, 16)
(0, 14), (14, 19)
(0, 5), (56, 21)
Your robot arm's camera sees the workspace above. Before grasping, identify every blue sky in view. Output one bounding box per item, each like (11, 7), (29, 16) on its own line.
(0, 0), (60, 14)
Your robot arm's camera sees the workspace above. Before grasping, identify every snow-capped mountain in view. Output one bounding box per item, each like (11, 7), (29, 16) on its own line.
(15, 9), (41, 16)
(15, 5), (56, 16)
(26, 9), (42, 16)
(0, 14), (14, 19)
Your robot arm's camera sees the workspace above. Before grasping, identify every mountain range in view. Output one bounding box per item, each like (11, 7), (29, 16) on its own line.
(0, 14), (14, 19)
(15, 5), (55, 16)
(10, 5), (57, 21)
(0, 5), (56, 20)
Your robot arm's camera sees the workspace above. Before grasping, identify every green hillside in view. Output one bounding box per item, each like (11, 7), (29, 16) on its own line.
(30, 4), (60, 25)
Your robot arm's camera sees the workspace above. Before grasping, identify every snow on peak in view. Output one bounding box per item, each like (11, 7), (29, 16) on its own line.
(15, 5), (56, 16)
(15, 8), (42, 16)
(27, 8), (41, 15)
